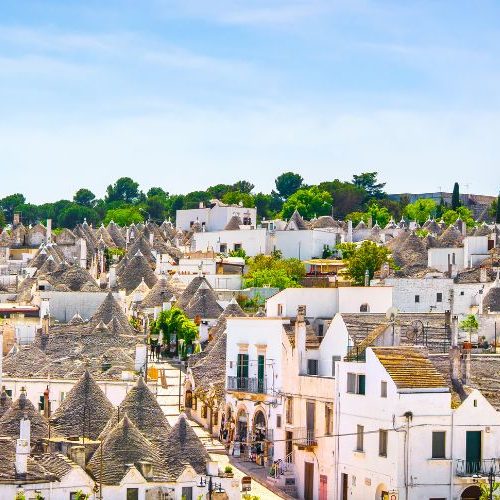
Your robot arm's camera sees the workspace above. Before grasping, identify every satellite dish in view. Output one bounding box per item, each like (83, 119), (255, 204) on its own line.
(386, 307), (399, 322)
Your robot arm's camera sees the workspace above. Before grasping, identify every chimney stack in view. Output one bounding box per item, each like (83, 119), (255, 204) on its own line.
(79, 238), (87, 268)
(69, 445), (86, 469)
(295, 305), (307, 375)
(479, 267), (488, 283)
(46, 219), (52, 244)
(461, 348), (471, 386)
(16, 415), (30, 476)
(43, 386), (50, 419)
(149, 232), (154, 246)
(347, 220), (353, 243)
(450, 315), (461, 383)
(13, 212), (20, 227)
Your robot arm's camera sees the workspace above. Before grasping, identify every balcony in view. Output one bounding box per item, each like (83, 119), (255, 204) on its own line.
(295, 428), (317, 449)
(456, 459), (500, 477)
(227, 376), (267, 394)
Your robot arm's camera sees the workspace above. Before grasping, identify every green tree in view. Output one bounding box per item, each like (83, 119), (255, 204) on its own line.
(73, 188), (96, 207)
(221, 191), (254, 207)
(489, 194), (500, 223)
(346, 201), (392, 227)
(232, 180), (254, 194)
(352, 172), (386, 199)
(275, 172), (304, 199)
(343, 240), (394, 285)
(318, 180), (365, 218)
(105, 177), (141, 204)
(0, 210), (6, 228)
(206, 184), (233, 200)
(17, 203), (39, 225)
(281, 186), (332, 220)
(146, 187), (168, 200)
(451, 182), (461, 210)
(0, 193), (26, 221)
(104, 206), (144, 226)
(244, 254), (305, 289)
(403, 199), (437, 225)
(442, 206), (475, 227)
(336, 242), (357, 259)
(479, 480), (500, 499)
(459, 314), (479, 342)
(151, 307), (198, 355)
(182, 191), (211, 210)
(58, 204), (99, 228)
(144, 195), (167, 221)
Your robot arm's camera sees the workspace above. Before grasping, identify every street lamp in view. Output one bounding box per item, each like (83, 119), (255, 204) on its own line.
(197, 461), (224, 500)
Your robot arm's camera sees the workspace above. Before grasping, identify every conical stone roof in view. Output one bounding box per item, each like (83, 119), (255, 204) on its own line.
(0, 392), (49, 441)
(183, 282), (223, 319)
(285, 210), (307, 230)
(99, 377), (171, 443)
(0, 389), (12, 419)
(90, 292), (134, 334)
(140, 276), (175, 309)
(51, 370), (114, 440)
(116, 252), (158, 294)
(87, 414), (162, 485)
(176, 276), (213, 309)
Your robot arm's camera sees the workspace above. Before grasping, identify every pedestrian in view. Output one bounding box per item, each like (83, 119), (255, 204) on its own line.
(155, 343), (161, 361)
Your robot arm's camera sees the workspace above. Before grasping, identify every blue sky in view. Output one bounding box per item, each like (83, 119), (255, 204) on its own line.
(1, 0), (499, 203)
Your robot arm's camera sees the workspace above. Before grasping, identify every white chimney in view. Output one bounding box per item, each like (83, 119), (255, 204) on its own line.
(46, 219), (52, 244)
(149, 232), (154, 246)
(16, 416), (30, 476)
(347, 220), (353, 243)
(79, 238), (87, 268)
(135, 344), (147, 372)
(461, 348), (471, 385)
(109, 265), (117, 288)
(451, 315), (459, 347)
(295, 305), (307, 375)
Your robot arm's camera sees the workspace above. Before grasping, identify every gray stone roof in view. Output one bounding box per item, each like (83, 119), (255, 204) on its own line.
(285, 210), (308, 231)
(87, 414), (163, 485)
(224, 215), (242, 230)
(0, 389), (12, 419)
(483, 280), (500, 313)
(183, 282), (223, 319)
(99, 377), (171, 445)
(106, 221), (127, 247)
(176, 276), (213, 309)
(89, 291), (135, 334)
(0, 392), (49, 441)
(44, 264), (100, 292)
(162, 414), (210, 480)
(51, 371), (115, 440)
(140, 275), (175, 309)
(116, 252), (157, 294)
(438, 225), (464, 248)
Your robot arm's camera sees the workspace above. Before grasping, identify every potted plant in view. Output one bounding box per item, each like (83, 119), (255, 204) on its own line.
(459, 314), (479, 350)
(223, 464), (234, 477)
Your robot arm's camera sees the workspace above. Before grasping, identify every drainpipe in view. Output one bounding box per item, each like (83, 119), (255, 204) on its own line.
(449, 409), (454, 500)
(403, 411), (413, 500)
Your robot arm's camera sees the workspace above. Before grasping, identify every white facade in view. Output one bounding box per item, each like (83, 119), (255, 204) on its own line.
(334, 348), (500, 500)
(428, 247), (465, 274)
(192, 228), (268, 256)
(266, 287), (393, 318)
(176, 203), (257, 232)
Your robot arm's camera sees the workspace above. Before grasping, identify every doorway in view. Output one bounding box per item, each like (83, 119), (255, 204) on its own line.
(341, 473), (348, 500)
(285, 431), (293, 457)
(466, 431), (482, 474)
(304, 462), (314, 500)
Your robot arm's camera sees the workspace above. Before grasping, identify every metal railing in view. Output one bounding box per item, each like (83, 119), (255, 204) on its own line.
(456, 459), (500, 477)
(227, 376), (267, 394)
(295, 428), (317, 447)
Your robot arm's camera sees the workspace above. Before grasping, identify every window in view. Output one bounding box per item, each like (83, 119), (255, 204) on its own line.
(325, 404), (333, 435)
(286, 397), (294, 424)
(318, 324), (324, 336)
(331, 356), (341, 377)
(436, 292), (443, 303)
(307, 359), (319, 376)
(379, 429), (388, 457)
(201, 405), (208, 418)
(432, 431), (446, 459)
(243, 216), (252, 225)
(359, 303), (369, 312)
(192, 396), (197, 410)
(460, 291), (465, 296)
(356, 425), (364, 452)
(5, 389), (12, 397)
(347, 373), (366, 395)
(60, 392), (66, 402)
(126, 488), (139, 500)
(234, 243), (242, 251)
(276, 415), (282, 428)
(277, 304), (283, 316)
(39, 395), (45, 411)
(213, 411), (218, 426)
(380, 381), (387, 398)
(237, 353), (249, 389)
(415, 295), (420, 303)
(219, 243), (227, 253)
(181, 487), (193, 500)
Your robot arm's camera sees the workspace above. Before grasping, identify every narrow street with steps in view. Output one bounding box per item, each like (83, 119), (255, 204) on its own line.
(149, 359), (287, 499)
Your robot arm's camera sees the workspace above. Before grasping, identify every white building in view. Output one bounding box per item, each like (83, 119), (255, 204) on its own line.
(334, 346), (500, 500)
(176, 200), (257, 232)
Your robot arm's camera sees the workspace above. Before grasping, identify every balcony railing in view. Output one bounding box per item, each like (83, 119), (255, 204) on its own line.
(295, 428), (317, 448)
(456, 459), (500, 477)
(227, 376), (267, 394)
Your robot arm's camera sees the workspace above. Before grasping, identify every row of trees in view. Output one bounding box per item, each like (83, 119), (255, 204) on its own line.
(1, 174), (498, 229)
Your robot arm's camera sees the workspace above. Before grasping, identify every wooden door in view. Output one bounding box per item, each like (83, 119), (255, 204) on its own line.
(304, 461), (314, 500)
(466, 431), (482, 474)
(319, 474), (327, 500)
(341, 473), (348, 500)
(286, 431), (293, 457)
